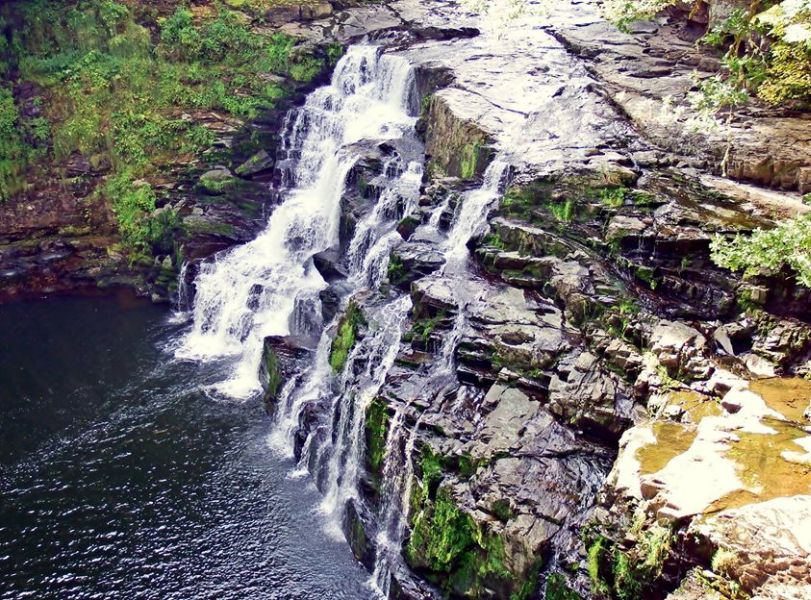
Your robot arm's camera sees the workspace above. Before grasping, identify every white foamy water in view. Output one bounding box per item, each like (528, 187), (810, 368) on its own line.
(175, 46), (417, 399)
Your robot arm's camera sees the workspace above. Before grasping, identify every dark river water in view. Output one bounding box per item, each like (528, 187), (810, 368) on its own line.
(0, 295), (374, 600)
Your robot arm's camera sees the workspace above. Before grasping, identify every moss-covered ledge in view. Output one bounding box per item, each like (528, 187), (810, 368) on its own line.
(404, 446), (540, 600)
(329, 300), (366, 373)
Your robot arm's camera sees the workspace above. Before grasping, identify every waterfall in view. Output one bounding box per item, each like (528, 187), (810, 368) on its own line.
(318, 296), (413, 532)
(175, 39), (514, 597)
(443, 159), (509, 273)
(169, 260), (191, 323)
(175, 45), (418, 399)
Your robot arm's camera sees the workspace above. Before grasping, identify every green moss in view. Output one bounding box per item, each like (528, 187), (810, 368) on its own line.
(410, 312), (445, 344)
(459, 140), (482, 180)
(364, 397), (390, 476)
(406, 452), (536, 599)
(419, 445), (446, 495)
(490, 498), (514, 523)
(458, 453), (483, 480)
(420, 93), (432, 117)
(586, 524), (675, 600)
(634, 265), (658, 290)
(483, 230), (506, 250)
(546, 198), (575, 222)
(262, 345), (282, 402)
(587, 535), (612, 596)
(329, 301), (366, 373)
(545, 573), (582, 600)
(599, 187), (627, 208)
(198, 172), (240, 194)
(387, 254), (407, 285)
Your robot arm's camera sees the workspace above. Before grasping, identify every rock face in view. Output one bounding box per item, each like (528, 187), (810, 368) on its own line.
(7, 0), (811, 599)
(549, 0), (811, 193)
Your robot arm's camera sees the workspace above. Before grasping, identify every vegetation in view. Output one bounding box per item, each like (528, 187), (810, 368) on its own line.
(262, 344), (283, 402)
(387, 254), (408, 286)
(405, 446), (538, 599)
(711, 214), (811, 287)
(364, 397), (390, 475)
(0, 0), (330, 253)
(605, 0), (811, 108)
(459, 140), (483, 179)
(585, 524), (675, 600)
(329, 301), (366, 373)
(406, 486), (532, 598)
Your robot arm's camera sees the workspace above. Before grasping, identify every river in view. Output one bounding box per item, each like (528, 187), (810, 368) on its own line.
(0, 294), (374, 600)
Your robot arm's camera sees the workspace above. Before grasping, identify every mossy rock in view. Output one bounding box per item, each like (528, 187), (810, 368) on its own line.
(406, 457), (538, 600)
(197, 169), (240, 195)
(364, 397), (390, 488)
(260, 339), (283, 403)
(329, 301), (366, 373)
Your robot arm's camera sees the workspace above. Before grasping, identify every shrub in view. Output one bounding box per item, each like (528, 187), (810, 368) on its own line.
(710, 215), (811, 287)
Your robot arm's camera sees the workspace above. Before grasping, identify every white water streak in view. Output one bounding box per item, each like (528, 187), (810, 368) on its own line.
(176, 46), (417, 399)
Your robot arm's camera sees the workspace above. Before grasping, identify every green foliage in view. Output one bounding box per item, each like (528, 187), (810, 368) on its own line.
(602, 0), (678, 32)
(102, 171), (180, 253)
(586, 525), (675, 600)
(0, 0), (328, 252)
(545, 573), (582, 600)
(548, 198), (575, 221)
(411, 313), (444, 343)
(758, 41), (811, 103)
(405, 448), (538, 598)
(711, 215), (811, 287)
(329, 302), (366, 373)
(609, 0), (811, 107)
(364, 398), (390, 474)
(262, 346), (283, 402)
(587, 535), (612, 595)
(420, 446), (446, 494)
(387, 254), (407, 285)
(599, 186), (627, 208)
(0, 86), (26, 201)
(326, 42), (344, 66)
(408, 487), (477, 572)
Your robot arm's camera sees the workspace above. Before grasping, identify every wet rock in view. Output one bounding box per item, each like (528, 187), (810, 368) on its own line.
(389, 242), (445, 290)
(260, 335), (312, 406)
(650, 320), (712, 379)
(423, 93), (493, 180)
(313, 248), (347, 282)
(751, 315), (811, 370)
(343, 498), (377, 570)
(235, 149), (275, 179)
(689, 496), (811, 598)
(548, 351), (635, 441)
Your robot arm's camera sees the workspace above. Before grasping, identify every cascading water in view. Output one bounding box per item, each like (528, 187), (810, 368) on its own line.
(176, 45), (418, 399)
(443, 158), (510, 273)
(317, 295), (413, 532)
(176, 37), (513, 598)
(266, 48), (423, 460)
(369, 160), (510, 594)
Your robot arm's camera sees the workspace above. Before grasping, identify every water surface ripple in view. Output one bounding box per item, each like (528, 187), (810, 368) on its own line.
(0, 296), (373, 600)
